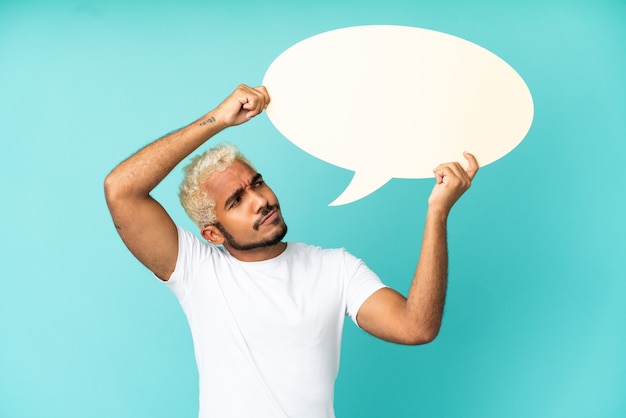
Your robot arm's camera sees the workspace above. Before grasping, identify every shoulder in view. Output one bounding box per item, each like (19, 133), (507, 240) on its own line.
(177, 226), (213, 251)
(165, 226), (226, 293)
(175, 225), (225, 268)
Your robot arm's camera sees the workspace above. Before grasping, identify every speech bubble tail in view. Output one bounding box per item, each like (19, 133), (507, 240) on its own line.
(329, 172), (391, 206)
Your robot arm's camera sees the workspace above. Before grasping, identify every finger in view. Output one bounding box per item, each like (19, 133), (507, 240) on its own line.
(255, 86), (271, 107)
(463, 151), (479, 179)
(241, 95), (261, 112)
(237, 84), (261, 105)
(245, 96), (266, 119)
(247, 89), (268, 114)
(433, 165), (451, 185)
(434, 161), (465, 181)
(433, 162), (452, 184)
(432, 165), (443, 184)
(245, 101), (264, 119)
(237, 86), (254, 109)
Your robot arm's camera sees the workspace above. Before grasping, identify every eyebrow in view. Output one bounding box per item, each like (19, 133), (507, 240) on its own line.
(223, 173), (263, 210)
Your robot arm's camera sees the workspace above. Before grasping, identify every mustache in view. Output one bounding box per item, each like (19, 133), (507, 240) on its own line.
(253, 204), (280, 230)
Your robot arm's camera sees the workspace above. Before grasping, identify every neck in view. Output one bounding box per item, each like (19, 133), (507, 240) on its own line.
(225, 241), (287, 262)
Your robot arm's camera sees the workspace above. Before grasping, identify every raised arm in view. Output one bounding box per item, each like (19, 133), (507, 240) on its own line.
(356, 152), (479, 345)
(104, 85), (270, 280)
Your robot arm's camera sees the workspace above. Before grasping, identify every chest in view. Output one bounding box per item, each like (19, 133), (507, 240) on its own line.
(189, 258), (347, 348)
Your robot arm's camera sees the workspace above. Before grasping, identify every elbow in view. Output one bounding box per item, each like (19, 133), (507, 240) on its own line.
(419, 327), (441, 345)
(103, 172), (118, 203)
(403, 325), (441, 346)
(103, 171), (127, 204)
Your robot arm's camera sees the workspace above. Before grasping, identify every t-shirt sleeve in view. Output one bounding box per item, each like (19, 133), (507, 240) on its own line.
(343, 251), (388, 327)
(162, 226), (212, 303)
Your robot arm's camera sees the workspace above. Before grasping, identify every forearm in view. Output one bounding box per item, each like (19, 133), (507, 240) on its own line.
(104, 112), (226, 199)
(405, 207), (449, 341)
(355, 154), (477, 345)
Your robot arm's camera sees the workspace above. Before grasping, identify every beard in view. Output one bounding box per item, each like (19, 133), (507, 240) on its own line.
(214, 217), (288, 252)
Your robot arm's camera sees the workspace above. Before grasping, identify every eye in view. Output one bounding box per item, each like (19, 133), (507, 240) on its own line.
(253, 179), (265, 188)
(229, 195), (242, 209)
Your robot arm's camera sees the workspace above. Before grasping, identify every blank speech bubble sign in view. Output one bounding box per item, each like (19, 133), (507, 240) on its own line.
(262, 25), (534, 206)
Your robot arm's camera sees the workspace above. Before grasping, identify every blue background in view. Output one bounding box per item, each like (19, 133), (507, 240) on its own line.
(1, 0), (625, 417)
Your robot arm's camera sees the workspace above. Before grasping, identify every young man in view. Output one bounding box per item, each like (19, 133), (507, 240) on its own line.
(104, 84), (478, 418)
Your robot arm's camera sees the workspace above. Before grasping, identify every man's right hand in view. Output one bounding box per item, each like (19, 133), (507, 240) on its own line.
(214, 84), (270, 127)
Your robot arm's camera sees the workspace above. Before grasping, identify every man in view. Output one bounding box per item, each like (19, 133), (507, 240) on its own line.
(104, 84), (478, 418)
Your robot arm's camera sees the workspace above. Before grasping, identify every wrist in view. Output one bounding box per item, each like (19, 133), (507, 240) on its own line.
(425, 205), (449, 224)
(197, 111), (229, 131)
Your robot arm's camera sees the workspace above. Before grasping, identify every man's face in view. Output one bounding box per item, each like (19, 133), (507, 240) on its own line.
(201, 160), (287, 254)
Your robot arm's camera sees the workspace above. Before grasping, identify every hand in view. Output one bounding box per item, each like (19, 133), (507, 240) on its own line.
(214, 84), (270, 127)
(427, 152), (479, 215)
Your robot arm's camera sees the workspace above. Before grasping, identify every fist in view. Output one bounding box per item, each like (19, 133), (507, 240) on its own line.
(215, 84), (270, 127)
(428, 152), (479, 214)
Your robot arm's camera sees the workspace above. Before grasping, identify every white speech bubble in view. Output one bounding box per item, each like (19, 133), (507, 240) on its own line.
(263, 25), (533, 206)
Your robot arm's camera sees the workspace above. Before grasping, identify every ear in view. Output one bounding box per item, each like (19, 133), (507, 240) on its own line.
(201, 225), (225, 245)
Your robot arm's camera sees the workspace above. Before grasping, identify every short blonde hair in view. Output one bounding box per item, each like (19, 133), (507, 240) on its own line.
(179, 144), (253, 228)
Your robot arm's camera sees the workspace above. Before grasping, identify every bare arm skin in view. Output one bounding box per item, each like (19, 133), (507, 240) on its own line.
(356, 152), (479, 345)
(104, 85), (270, 280)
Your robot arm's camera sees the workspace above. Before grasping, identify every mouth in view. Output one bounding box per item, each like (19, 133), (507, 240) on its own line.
(254, 207), (280, 230)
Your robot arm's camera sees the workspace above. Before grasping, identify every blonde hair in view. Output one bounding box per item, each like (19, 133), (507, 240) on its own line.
(179, 144), (253, 228)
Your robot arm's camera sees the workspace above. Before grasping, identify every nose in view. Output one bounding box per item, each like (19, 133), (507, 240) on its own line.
(250, 188), (269, 212)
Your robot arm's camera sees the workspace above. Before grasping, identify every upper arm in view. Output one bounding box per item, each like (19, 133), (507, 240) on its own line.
(105, 185), (178, 281)
(356, 287), (437, 345)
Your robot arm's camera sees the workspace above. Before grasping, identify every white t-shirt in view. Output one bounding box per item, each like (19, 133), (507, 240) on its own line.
(165, 226), (386, 418)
